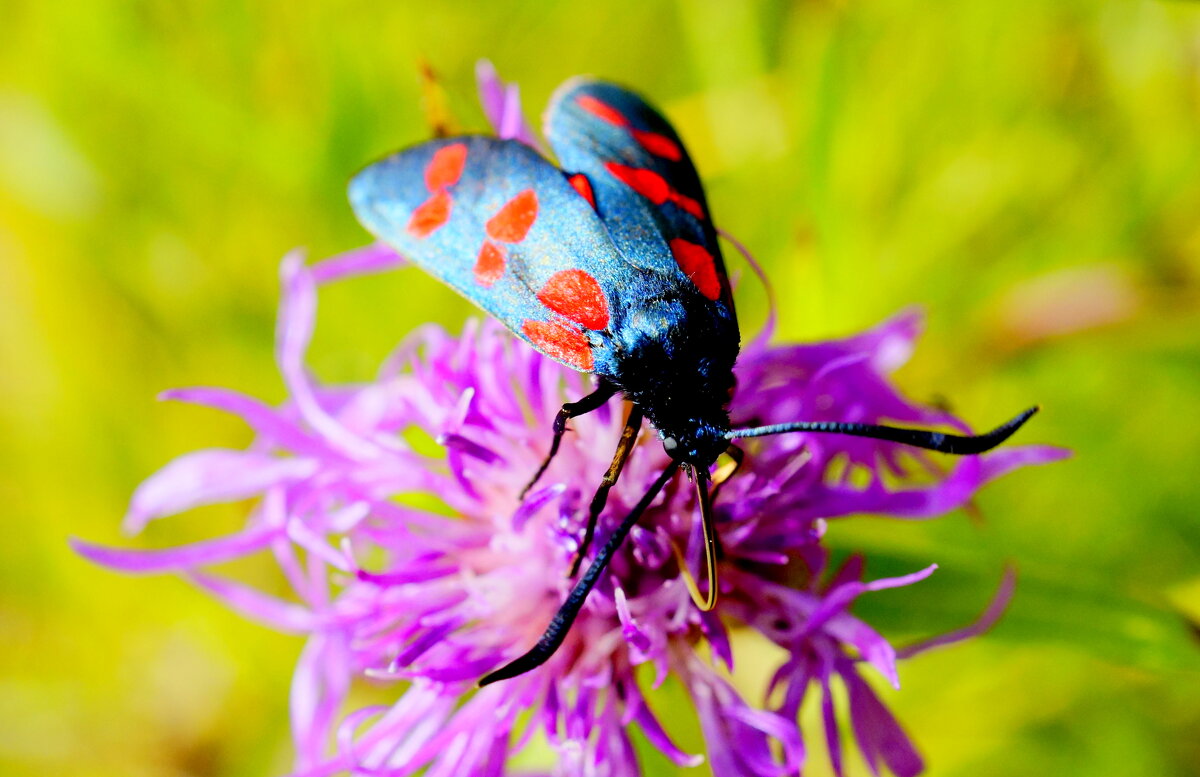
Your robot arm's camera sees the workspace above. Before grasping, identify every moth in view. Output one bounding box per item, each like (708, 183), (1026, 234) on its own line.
(349, 78), (1037, 685)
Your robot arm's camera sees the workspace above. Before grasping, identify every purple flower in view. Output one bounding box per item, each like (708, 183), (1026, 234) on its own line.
(75, 65), (1066, 777)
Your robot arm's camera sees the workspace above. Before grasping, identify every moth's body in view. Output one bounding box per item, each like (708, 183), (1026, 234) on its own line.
(597, 288), (738, 467)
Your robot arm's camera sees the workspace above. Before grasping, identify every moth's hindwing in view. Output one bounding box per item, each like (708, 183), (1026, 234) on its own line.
(544, 79), (738, 330)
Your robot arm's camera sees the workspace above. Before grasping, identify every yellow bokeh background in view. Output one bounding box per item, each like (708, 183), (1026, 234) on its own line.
(3, 1), (1199, 775)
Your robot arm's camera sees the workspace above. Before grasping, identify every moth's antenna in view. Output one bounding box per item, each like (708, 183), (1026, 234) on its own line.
(726, 407), (1039, 455)
(478, 461), (681, 686)
(717, 226), (775, 350)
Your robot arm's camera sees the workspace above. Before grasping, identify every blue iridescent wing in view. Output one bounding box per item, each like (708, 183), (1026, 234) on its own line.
(349, 135), (676, 373)
(544, 79), (738, 330)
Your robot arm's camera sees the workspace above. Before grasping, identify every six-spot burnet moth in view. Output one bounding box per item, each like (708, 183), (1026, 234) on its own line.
(348, 76), (1039, 686)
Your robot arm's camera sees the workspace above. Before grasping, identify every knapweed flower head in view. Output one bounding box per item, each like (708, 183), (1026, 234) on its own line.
(76, 64), (1066, 777)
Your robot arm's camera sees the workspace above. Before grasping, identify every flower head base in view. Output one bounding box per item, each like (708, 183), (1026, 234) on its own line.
(75, 65), (1067, 776)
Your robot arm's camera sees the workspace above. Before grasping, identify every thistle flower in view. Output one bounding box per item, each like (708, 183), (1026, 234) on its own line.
(74, 65), (1066, 777)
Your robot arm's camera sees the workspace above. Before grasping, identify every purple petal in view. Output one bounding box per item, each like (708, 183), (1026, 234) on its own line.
(624, 680), (703, 768)
(72, 524), (276, 573)
(824, 612), (901, 689)
(803, 564), (938, 641)
(499, 84), (523, 141)
(122, 449), (317, 533)
(844, 668), (924, 777)
(291, 631), (352, 771)
(474, 59), (541, 148)
(811, 458), (986, 521)
(980, 444), (1072, 479)
(355, 564), (457, 586)
(345, 683), (456, 773)
(897, 566), (1017, 659)
(851, 444), (1065, 521)
(392, 621), (459, 668)
(614, 587), (653, 654)
(700, 608), (733, 671)
(335, 705), (390, 761)
(688, 659), (804, 777)
(437, 432), (505, 465)
(728, 704), (807, 775)
(828, 553), (865, 590)
(311, 242), (405, 284)
(868, 309), (923, 373)
(287, 519), (352, 572)
(475, 60), (506, 128)
(512, 483), (566, 532)
(375, 685), (515, 775)
(187, 571), (318, 632)
(821, 675), (845, 777)
(277, 253), (383, 460)
(160, 387), (328, 455)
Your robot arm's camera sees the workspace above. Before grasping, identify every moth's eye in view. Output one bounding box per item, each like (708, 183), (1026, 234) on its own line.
(663, 437), (679, 452)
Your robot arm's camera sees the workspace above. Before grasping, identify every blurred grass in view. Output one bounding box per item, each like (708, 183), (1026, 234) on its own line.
(2, 0), (1199, 775)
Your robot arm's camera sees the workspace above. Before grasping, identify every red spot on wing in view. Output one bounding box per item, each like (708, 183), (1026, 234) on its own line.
(670, 191), (706, 220)
(424, 143), (467, 190)
(670, 238), (722, 301)
(632, 129), (682, 161)
(407, 190), (452, 238)
(473, 241), (506, 287)
(606, 163), (705, 220)
(576, 95), (628, 127)
(605, 162), (669, 204)
(568, 173), (597, 210)
(522, 319), (594, 371)
(486, 189), (538, 242)
(537, 269), (610, 330)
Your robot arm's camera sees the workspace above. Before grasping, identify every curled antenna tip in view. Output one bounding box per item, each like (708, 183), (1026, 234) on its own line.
(1013, 405), (1040, 425)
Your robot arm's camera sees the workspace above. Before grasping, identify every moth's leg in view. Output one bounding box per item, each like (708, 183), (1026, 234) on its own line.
(480, 463), (681, 687)
(568, 404), (644, 577)
(520, 380), (619, 499)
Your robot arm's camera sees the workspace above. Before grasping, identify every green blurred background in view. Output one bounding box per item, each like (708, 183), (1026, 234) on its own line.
(3, 1), (1199, 775)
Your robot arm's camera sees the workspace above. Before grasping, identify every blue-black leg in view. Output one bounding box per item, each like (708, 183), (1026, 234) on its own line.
(520, 380), (619, 499)
(568, 405), (645, 577)
(479, 462), (681, 686)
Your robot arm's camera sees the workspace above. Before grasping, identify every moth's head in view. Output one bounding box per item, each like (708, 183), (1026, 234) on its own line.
(660, 421), (730, 469)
